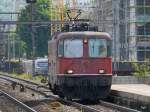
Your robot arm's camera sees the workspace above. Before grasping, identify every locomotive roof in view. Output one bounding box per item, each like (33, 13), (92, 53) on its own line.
(56, 31), (111, 40)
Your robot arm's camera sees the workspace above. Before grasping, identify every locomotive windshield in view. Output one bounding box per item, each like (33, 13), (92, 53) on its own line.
(88, 39), (111, 57)
(58, 38), (111, 58)
(58, 39), (83, 58)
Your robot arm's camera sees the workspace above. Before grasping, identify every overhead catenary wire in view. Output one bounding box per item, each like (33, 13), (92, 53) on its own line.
(1, 0), (150, 61)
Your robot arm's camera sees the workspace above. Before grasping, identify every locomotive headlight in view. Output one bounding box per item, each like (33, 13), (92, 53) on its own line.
(67, 70), (73, 74)
(99, 69), (105, 74)
(83, 39), (88, 44)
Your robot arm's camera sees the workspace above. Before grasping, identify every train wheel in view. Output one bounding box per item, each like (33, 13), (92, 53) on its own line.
(51, 85), (58, 95)
(49, 83), (52, 90)
(51, 89), (57, 94)
(66, 97), (72, 101)
(59, 93), (64, 99)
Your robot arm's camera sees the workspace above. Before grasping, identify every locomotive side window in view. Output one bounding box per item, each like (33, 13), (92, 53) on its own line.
(64, 39), (83, 58)
(58, 40), (64, 57)
(107, 40), (112, 57)
(89, 39), (107, 57)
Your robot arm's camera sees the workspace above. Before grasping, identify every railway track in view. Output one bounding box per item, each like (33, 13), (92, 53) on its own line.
(0, 90), (37, 112)
(0, 73), (50, 96)
(0, 73), (49, 89)
(0, 73), (140, 112)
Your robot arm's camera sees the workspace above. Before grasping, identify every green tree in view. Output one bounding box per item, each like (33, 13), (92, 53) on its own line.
(17, 0), (51, 58)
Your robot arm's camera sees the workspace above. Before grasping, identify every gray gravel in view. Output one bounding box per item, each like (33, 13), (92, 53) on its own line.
(0, 78), (81, 112)
(0, 95), (23, 112)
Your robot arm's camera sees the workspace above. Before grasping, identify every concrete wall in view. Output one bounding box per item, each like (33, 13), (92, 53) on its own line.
(112, 76), (150, 84)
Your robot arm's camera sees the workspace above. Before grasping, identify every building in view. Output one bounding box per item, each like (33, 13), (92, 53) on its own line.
(130, 0), (150, 61)
(90, 0), (150, 61)
(51, 0), (150, 61)
(0, 25), (6, 58)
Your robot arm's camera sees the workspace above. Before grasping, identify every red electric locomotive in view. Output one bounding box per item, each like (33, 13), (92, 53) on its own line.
(48, 29), (112, 100)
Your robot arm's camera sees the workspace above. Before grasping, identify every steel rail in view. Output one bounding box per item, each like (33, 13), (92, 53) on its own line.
(0, 74), (140, 112)
(0, 75), (98, 112)
(0, 90), (37, 112)
(0, 75), (114, 112)
(0, 75), (49, 97)
(0, 73), (49, 89)
(100, 101), (140, 112)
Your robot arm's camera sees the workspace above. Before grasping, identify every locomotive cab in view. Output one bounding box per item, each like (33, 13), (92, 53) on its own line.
(48, 32), (112, 100)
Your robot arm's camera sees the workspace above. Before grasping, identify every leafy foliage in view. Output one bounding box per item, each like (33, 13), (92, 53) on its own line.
(132, 59), (150, 77)
(17, 0), (51, 58)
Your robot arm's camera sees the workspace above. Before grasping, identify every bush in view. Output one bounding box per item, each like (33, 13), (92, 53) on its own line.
(1, 60), (24, 74)
(132, 60), (150, 77)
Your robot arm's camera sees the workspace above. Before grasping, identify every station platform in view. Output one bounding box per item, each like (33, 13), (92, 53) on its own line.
(111, 84), (150, 103)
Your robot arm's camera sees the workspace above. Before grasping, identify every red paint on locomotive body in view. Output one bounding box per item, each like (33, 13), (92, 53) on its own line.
(57, 58), (112, 75)
(55, 32), (112, 75)
(48, 31), (112, 100)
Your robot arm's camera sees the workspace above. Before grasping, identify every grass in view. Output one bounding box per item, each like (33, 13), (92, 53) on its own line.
(0, 71), (46, 83)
